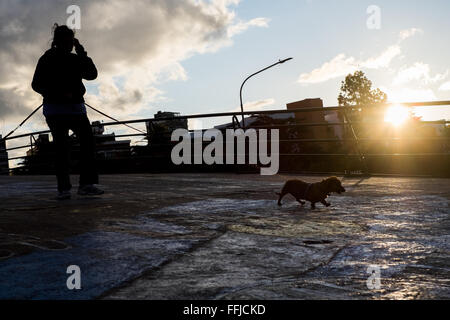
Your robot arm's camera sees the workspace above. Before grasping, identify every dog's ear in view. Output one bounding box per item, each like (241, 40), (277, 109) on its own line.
(323, 176), (338, 190)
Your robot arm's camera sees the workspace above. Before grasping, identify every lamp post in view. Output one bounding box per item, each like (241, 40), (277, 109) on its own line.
(239, 57), (293, 129)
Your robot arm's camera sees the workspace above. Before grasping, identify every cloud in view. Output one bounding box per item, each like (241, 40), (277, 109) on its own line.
(393, 62), (448, 85)
(298, 54), (358, 84)
(298, 45), (401, 84)
(228, 98), (276, 112)
(227, 17), (270, 37)
(382, 87), (437, 103)
(361, 45), (401, 69)
(399, 28), (423, 41)
(297, 28), (424, 85)
(438, 81), (450, 91)
(243, 98), (276, 110)
(0, 0), (268, 125)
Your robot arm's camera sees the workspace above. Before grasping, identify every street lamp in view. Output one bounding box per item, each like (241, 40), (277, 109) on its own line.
(239, 57), (293, 128)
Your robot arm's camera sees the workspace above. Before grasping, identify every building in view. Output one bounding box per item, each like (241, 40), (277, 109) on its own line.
(287, 98), (345, 141)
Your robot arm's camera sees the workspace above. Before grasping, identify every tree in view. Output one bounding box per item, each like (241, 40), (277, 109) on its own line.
(338, 70), (387, 107)
(337, 71), (388, 173)
(337, 71), (388, 139)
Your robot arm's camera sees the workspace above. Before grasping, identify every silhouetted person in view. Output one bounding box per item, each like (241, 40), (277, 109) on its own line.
(32, 24), (103, 199)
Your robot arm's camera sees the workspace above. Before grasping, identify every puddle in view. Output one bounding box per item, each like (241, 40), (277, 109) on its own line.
(101, 217), (191, 236)
(105, 231), (345, 300)
(298, 194), (450, 299)
(150, 198), (278, 217)
(0, 231), (197, 299)
(229, 218), (363, 238)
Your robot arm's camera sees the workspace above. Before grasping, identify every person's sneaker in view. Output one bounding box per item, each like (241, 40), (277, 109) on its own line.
(77, 184), (104, 196)
(57, 190), (71, 200)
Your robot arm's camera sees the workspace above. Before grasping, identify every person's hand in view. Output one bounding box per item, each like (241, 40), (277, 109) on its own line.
(73, 38), (86, 56)
(73, 38), (81, 49)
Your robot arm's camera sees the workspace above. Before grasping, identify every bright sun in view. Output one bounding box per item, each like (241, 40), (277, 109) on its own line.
(384, 105), (410, 126)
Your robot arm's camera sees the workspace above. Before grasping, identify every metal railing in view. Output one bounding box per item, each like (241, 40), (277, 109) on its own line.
(1, 100), (449, 176)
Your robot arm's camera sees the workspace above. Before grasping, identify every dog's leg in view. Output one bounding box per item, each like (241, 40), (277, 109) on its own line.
(296, 198), (305, 206)
(311, 202), (316, 210)
(276, 192), (285, 206)
(321, 200), (331, 207)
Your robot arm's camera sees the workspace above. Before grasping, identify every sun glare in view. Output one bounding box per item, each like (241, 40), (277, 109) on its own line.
(384, 105), (410, 127)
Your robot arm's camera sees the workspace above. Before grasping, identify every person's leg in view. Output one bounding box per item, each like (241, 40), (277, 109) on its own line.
(70, 114), (99, 187)
(45, 116), (71, 193)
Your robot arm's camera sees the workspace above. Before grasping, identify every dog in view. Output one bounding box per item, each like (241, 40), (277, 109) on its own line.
(277, 177), (345, 209)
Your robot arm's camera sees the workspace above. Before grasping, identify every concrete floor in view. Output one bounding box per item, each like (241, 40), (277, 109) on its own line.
(0, 173), (448, 299)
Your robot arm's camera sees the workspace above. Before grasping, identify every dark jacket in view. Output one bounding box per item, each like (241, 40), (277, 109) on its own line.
(32, 47), (97, 104)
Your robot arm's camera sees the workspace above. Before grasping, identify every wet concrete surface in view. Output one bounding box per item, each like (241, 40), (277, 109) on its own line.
(0, 173), (448, 299)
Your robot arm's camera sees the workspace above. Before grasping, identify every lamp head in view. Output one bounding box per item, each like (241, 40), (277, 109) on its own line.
(279, 57), (293, 64)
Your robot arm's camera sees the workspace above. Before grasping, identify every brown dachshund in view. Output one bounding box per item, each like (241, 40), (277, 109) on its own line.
(277, 177), (345, 209)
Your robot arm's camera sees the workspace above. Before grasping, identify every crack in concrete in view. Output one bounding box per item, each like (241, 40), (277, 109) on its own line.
(97, 225), (229, 299)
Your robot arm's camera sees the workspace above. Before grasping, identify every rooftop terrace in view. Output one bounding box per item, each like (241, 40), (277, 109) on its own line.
(0, 173), (448, 299)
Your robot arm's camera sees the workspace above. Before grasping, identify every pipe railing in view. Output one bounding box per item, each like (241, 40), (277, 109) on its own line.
(1, 100), (449, 175)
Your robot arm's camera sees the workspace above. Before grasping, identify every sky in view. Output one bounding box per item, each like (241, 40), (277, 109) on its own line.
(0, 0), (450, 139)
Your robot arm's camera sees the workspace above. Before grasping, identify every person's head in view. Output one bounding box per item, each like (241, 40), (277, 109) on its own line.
(51, 24), (75, 53)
